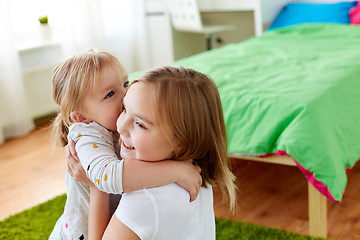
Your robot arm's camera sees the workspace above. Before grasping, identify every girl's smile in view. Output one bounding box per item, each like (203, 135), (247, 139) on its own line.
(121, 140), (135, 150)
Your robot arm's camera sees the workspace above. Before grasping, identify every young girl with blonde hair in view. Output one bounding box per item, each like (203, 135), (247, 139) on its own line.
(49, 50), (202, 240)
(101, 66), (237, 239)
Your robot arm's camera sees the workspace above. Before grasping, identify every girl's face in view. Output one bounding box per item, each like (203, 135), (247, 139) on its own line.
(117, 82), (175, 161)
(80, 66), (129, 132)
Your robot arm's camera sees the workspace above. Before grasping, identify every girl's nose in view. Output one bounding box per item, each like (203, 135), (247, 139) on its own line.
(116, 112), (129, 137)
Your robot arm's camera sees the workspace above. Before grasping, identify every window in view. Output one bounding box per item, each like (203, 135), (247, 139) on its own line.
(9, 0), (60, 45)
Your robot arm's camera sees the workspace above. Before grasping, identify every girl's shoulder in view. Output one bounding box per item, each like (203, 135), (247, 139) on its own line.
(123, 183), (213, 208)
(69, 121), (106, 132)
(68, 122), (113, 143)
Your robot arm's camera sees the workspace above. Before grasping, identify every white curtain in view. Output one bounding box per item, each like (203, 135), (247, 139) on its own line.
(53, 0), (150, 73)
(0, 0), (34, 144)
(0, 0), (150, 144)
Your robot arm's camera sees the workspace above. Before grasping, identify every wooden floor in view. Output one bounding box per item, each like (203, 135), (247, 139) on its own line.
(1, 126), (360, 239)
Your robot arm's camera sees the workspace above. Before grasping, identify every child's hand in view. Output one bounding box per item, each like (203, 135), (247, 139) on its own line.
(176, 160), (202, 202)
(66, 140), (93, 187)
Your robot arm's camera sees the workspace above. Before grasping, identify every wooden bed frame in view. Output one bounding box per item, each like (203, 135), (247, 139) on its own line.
(229, 154), (327, 238)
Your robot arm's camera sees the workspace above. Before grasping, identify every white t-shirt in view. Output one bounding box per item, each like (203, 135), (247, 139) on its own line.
(115, 183), (215, 240)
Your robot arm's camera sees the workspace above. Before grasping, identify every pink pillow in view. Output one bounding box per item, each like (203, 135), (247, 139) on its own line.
(349, 2), (360, 24)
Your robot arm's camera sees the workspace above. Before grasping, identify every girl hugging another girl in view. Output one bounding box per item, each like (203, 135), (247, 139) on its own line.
(103, 66), (237, 239)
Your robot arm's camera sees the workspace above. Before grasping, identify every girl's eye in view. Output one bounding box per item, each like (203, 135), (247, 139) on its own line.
(123, 81), (129, 89)
(105, 91), (115, 99)
(135, 121), (146, 129)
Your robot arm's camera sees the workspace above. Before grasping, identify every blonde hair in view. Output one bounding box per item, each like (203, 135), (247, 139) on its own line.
(132, 66), (237, 211)
(52, 49), (125, 147)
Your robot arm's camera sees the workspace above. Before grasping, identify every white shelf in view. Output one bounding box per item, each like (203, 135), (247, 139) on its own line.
(17, 39), (63, 74)
(16, 38), (61, 53)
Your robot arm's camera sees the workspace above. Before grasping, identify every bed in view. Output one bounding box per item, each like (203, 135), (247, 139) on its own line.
(168, 1), (360, 238)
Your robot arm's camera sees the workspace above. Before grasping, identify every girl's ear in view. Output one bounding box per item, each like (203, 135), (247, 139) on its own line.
(175, 142), (186, 157)
(70, 111), (88, 123)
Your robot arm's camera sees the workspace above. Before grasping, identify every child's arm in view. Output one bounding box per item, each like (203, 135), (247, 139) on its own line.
(68, 123), (124, 194)
(88, 186), (110, 240)
(65, 144), (93, 187)
(67, 137), (202, 201)
(102, 215), (140, 240)
(122, 159), (202, 201)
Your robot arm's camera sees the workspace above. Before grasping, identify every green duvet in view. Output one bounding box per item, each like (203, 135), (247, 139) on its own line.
(173, 24), (360, 202)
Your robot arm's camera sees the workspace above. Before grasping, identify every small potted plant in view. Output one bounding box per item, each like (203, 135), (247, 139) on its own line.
(38, 15), (52, 39)
(38, 15), (48, 24)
